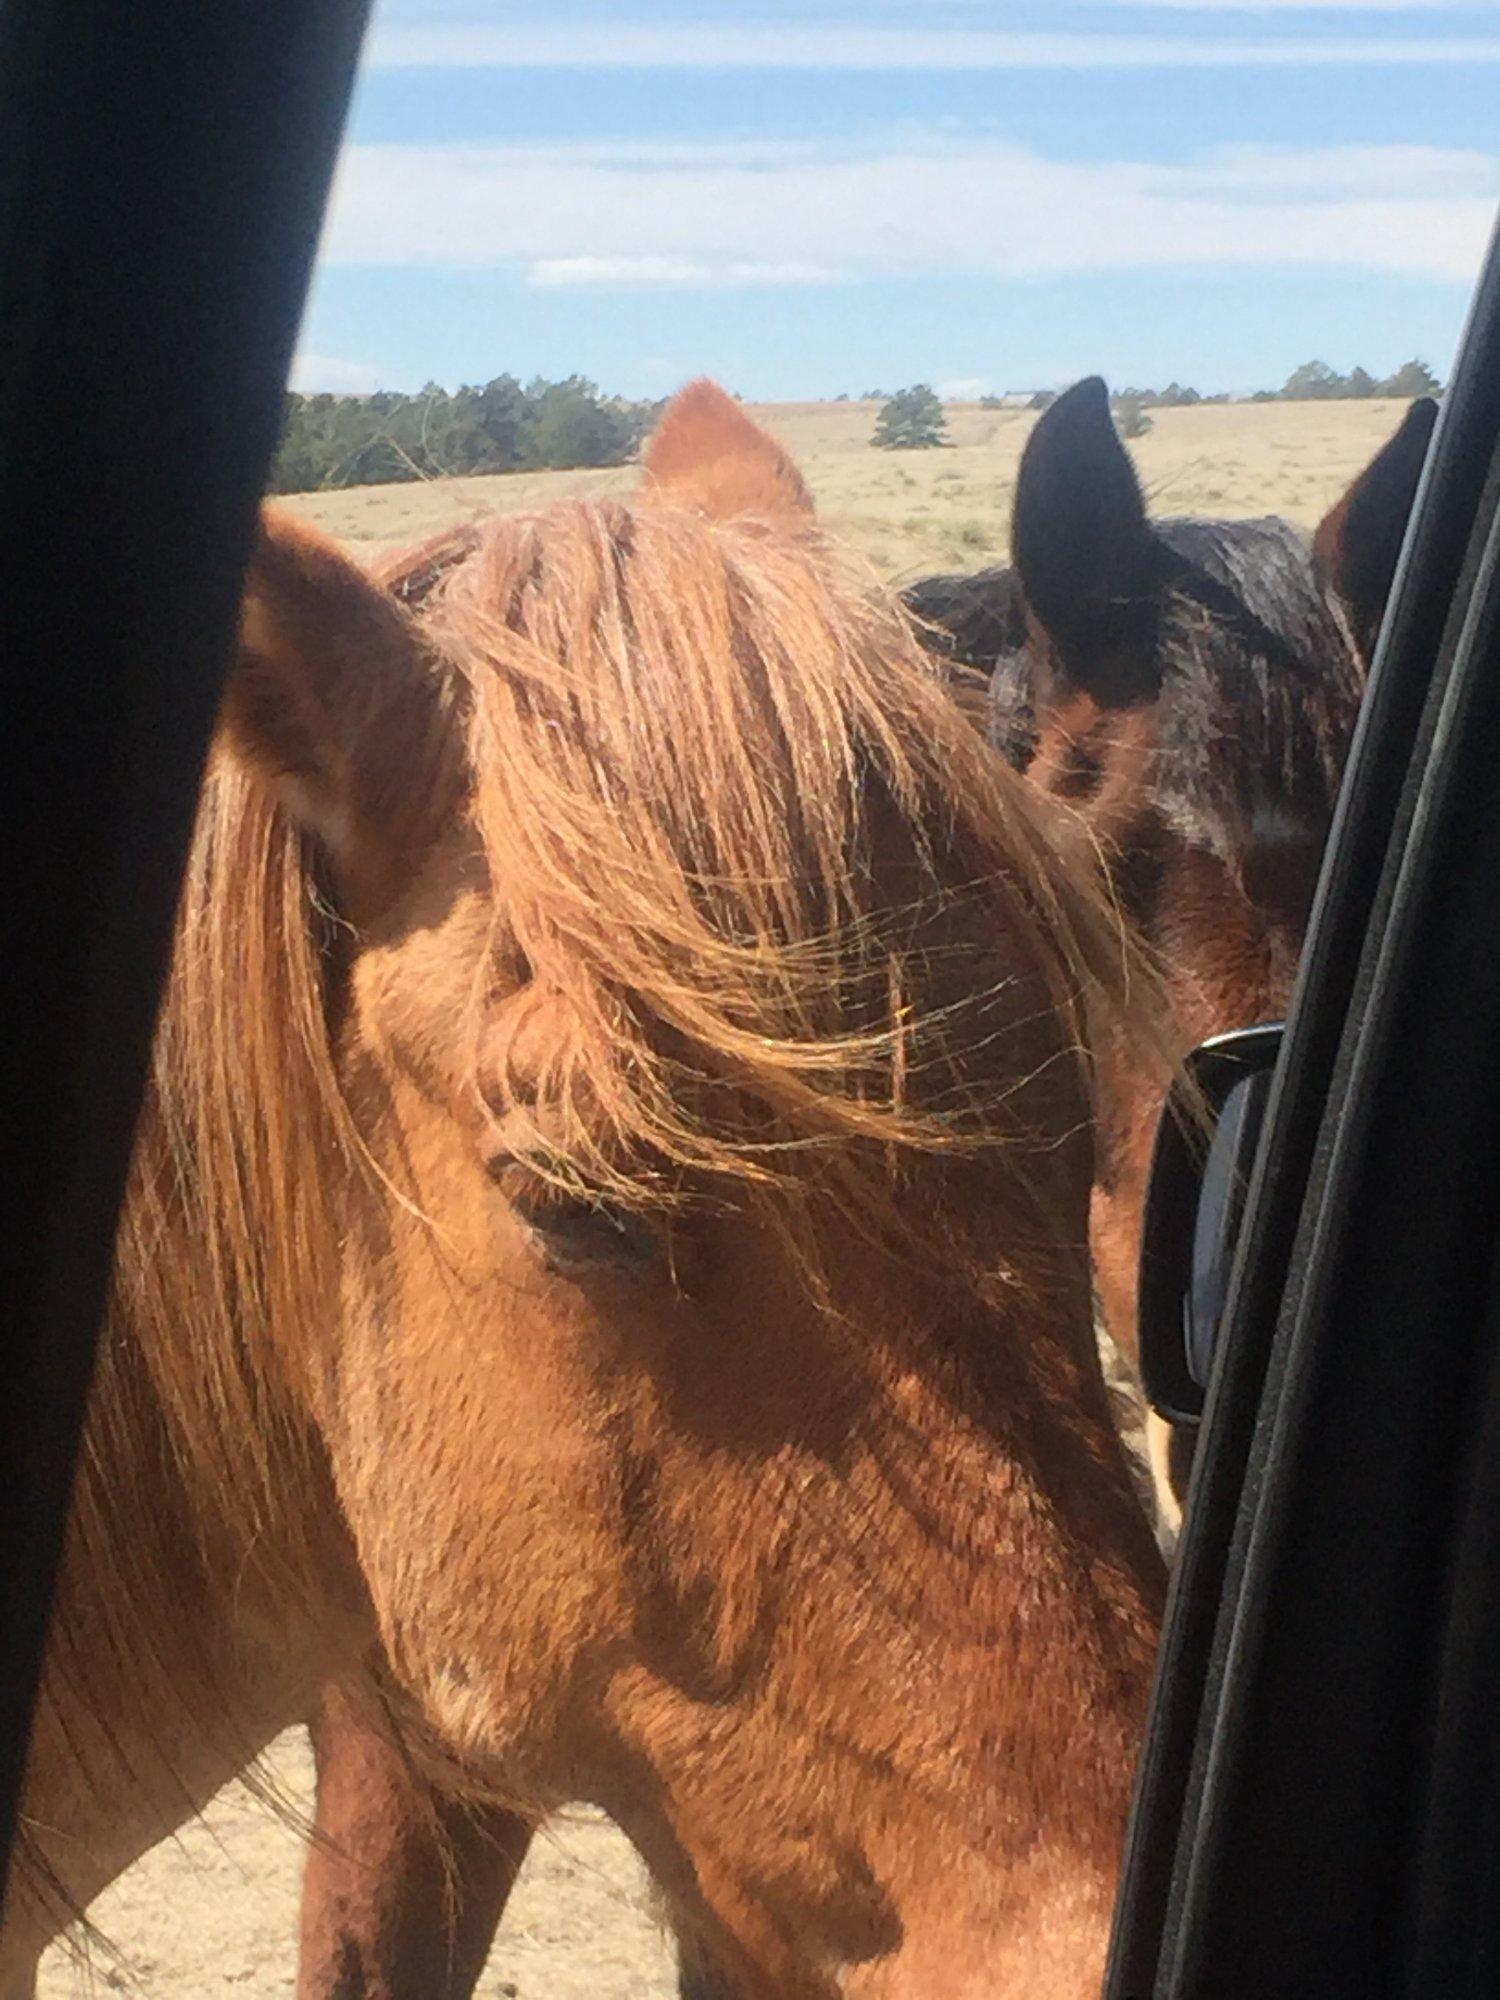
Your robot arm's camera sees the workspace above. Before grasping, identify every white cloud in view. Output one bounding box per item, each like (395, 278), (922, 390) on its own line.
(1184, 142), (1498, 196)
(528, 255), (840, 288)
(318, 136), (1499, 287)
(938, 375), (991, 399)
(363, 20), (1500, 69)
(289, 350), (385, 392)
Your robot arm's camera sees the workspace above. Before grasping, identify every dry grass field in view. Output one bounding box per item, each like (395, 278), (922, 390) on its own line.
(35, 393), (1409, 1997)
(282, 394), (1420, 582)
(37, 1733), (677, 2000)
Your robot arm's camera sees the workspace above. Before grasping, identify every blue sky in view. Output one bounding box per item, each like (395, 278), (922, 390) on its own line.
(292, 0), (1500, 400)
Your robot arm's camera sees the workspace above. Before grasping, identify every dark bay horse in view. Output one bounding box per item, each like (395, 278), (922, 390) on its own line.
(6, 383), (1169, 2000)
(909, 377), (1436, 1521)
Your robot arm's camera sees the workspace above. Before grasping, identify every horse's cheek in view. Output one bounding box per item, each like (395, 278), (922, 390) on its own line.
(324, 1156), (632, 1781)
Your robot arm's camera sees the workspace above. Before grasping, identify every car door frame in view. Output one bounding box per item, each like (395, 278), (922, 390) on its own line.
(0, 0), (373, 1887)
(1107, 208), (1500, 1999)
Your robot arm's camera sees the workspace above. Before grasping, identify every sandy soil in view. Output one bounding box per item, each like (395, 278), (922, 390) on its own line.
(36, 1732), (678, 2000)
(281, 394), (1417, 582)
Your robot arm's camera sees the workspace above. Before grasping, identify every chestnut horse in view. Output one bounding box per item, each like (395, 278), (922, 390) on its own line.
(6, 385), (1167, 2000)
(281, 381), (1434, 2000)
(286, 382), (1435, 1999)
(909, 378), (1437, 1522)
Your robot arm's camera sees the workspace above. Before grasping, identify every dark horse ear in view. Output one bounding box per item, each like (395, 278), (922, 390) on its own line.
(1313, 396), (1438, 660)
(226, 508), (461, 921)
(1011, 376), (1162, 704)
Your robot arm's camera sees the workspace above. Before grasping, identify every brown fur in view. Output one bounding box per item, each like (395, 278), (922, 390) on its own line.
(642, 378), (814, 523)
(6, 386), (1170, 1999)
(910, 383), (1435, 1537)
(297, 1682), (530, 2000)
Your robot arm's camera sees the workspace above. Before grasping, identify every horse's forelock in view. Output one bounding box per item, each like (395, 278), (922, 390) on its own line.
(414, 497), (1165, 1233)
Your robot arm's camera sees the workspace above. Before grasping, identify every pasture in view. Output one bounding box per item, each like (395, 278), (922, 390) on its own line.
(283, 394), (1419, 578)
(37, 391), (1407, 2000)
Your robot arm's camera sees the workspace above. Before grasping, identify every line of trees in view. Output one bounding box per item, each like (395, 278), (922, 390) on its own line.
(273, 357), (1449, 489)
(868, 359), (1444, 451)
(1104, 362), (1440, 442)
(1103, 383), (1226, 410)
(268, 375), (664, 495)
(1101, 360), (1442, 413)
(1252, 358), (1442, 403)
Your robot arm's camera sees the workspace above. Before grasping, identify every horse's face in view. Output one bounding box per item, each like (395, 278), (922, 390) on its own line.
(963, 384), (1436, 1371)
(227, 386), (1164, 1996)
(1008, 381), (1435, 932)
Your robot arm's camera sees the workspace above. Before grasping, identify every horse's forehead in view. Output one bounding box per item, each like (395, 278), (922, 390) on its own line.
(1031, 689), (1160, 831)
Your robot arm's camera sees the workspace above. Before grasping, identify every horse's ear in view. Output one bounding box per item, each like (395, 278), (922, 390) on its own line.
(1012, 376), (1161, 703)
(642, 378), (814, 521)
(1314, 396), (1437, 659)
(227, 507), (459, 918)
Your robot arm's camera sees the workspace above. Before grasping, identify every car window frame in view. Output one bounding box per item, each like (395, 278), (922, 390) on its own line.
(1107, 210), (1500, 1999)
(0, 0), (373, 1886)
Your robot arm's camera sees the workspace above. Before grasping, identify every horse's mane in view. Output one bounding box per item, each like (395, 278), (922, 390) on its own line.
(21, 763), (364, 1939)
(108, 755), (360, 1510)
(906, 516), (1364, 867)
(1150, 516), (1363, 863)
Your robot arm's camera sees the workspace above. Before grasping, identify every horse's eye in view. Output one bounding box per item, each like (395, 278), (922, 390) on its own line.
(486, 1149), (658, 1276)
(1057, 740), (1105, 799)
(522, 1194), (659, 1277)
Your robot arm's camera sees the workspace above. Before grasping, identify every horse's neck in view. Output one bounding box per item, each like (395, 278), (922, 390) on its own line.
(9, 1207), (367, 1960)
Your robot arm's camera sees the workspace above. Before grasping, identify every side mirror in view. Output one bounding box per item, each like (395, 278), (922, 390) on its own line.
(1138, 1023), (1285, 1425)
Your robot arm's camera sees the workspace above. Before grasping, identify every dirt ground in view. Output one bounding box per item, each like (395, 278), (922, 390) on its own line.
(281, 394), (1417, 584)
(35, 1732), (677, 1999)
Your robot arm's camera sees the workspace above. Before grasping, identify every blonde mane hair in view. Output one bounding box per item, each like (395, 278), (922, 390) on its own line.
(381, 496), (1159, 1245)
(16, 759), (365, 1943)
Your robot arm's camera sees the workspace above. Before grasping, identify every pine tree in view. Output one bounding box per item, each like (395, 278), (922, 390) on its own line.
(871, 385), (948, 450)
(1281, 360), (1344, 401)
(1381, 359), (1441, 399)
